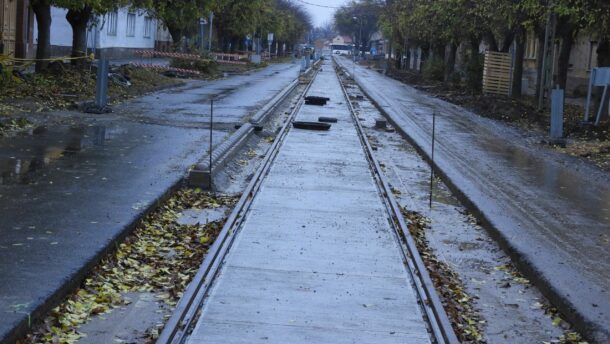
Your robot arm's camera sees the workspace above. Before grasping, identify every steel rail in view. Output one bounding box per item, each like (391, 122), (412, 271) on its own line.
(335, 58), (460, 344)
(189, 70), (302, 187)
(157, 66), (320, 344)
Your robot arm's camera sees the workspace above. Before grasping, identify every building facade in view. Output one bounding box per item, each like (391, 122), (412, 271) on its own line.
(522, 32), (599, 96)
(33, 6), (160, 59)
(0, 0), (34, 59)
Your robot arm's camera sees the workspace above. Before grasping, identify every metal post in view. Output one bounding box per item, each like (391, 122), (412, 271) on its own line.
(584, 68), (596, 122)
(95, 58), (109, 109)
(595, 83), (609, 125)
(209, 99), (214, 190)
(429, 111), (436, 209)
(550, 88), (564, 143)
(199, 17), (205, 54)
(208, 12), (214, 52)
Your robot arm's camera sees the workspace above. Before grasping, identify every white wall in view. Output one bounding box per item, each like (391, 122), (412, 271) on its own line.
(34, 6), (156, 50)
(97, 8), (155, 49)
(33, 7), (73, 47)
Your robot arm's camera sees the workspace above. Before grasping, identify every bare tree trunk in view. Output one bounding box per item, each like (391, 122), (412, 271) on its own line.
(511, 29), (526, 98)
(484, 31), (498, 51)
(445, 43), (458, 81)
(32, 0), (51, 72)
(166, 24), (182, 49)
(556, 31), (574, 90)
(66, 6), (92, 67)
(500, 31), (515, 53)
(534, 28), (545, 101)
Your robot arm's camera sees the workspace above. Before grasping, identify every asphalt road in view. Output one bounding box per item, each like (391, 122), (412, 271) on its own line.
(0, 62), (301, 342)
(336, 56), (610, 342)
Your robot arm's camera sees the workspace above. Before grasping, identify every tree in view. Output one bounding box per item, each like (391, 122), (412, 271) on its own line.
(53, 1), (133, 65)
(552, 0), (590, 89)
(31, 0), (52, 72)
(334, 0), (383, 55)
(312, 22), (335, 41)
(206, 0), (310, 52)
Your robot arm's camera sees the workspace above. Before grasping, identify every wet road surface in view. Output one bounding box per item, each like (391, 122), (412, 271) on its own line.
(118, 63), (300, 127)
(0, 62), (301, 342)
(335, 57), (610, 341)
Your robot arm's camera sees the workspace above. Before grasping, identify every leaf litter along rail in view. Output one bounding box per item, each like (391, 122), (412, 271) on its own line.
(19, 189), (238, 344)
(400, 208), (485, 343)
(400, 207), (589, 344)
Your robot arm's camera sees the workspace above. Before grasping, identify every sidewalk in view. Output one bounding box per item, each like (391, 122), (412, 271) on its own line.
(336, 57), (610, 342)
(0, 63), (301, 343)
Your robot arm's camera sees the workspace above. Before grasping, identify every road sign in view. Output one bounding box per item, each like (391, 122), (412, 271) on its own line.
(246, 34), (252, 40)
(267, 33), (274, 42)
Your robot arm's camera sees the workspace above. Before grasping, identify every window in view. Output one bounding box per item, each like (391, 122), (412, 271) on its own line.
(144, 17), (153, 38)
(126, 12), (136, 37)
(107, 11), (118, 36)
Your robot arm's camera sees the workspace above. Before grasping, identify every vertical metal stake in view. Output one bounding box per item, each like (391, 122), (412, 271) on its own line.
(95, 59), (109, 109)
(429, 111), (436, 209)
(209, 99), (214, 190)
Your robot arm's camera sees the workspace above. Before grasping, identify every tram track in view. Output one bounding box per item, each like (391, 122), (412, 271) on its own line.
(158, 59), (458, 344)
(157, 64), (320, 344)
(336, 59), (458, 344)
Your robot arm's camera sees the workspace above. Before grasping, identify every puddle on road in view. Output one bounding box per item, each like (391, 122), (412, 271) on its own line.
(0, 125), (127, 185)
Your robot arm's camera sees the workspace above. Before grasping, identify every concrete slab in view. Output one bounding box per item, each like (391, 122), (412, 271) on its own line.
(177, 207), (229, 226)
(77, 292), (166, 344)
(187, 61), (431, 343)
(190, 319), (420, 344)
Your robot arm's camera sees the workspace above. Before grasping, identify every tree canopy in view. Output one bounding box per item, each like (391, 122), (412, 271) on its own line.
(334, 0), (383, 53)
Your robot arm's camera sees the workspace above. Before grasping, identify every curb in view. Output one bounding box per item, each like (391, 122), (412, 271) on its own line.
(188, 61), (321, 188)
(2, 177), (184, 344)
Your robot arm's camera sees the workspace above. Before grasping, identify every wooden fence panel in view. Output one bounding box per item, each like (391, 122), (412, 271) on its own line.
(0, 0), (17, 57)
(483, 51), (512, 96)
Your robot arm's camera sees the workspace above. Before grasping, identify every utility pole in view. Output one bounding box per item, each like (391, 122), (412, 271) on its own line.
(199, 17), (206, 54)
(208, 12), (214, 52)
(351, 16), (363, 57)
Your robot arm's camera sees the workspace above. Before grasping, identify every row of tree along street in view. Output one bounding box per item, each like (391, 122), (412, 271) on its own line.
(30, 0), (312, 71)
(333, 0), (610, 100)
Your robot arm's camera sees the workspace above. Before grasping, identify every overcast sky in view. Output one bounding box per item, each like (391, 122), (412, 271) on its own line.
(297, 0), (350, 27)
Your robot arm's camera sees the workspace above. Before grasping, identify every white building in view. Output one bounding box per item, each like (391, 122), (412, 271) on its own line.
(34, 6), (163, 59)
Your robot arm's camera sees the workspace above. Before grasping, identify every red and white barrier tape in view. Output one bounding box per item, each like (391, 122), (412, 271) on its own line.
(129, 62), (201, 75)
